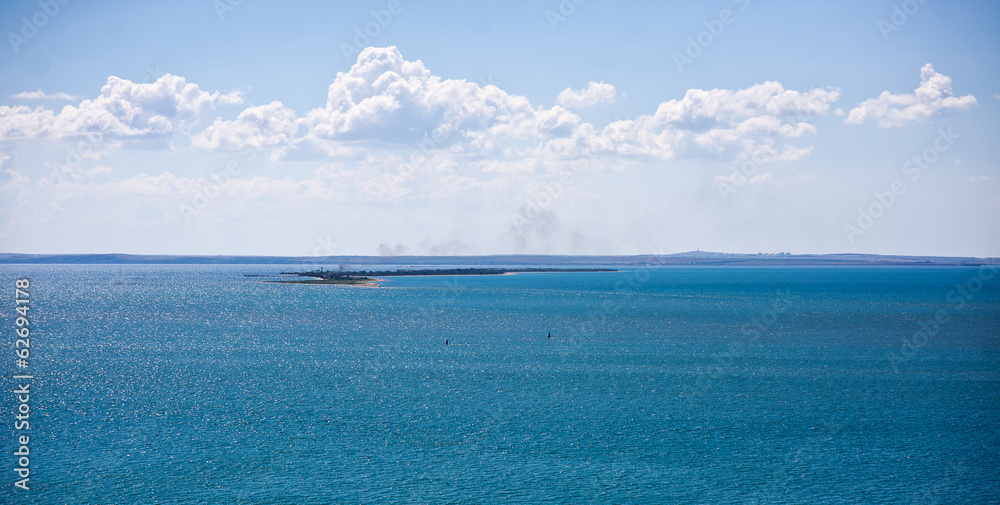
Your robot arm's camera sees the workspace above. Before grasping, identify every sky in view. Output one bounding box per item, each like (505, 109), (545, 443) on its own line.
(0, 0), (997, 257)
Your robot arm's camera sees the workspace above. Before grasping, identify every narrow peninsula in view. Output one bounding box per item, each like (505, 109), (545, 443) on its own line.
(273, 267), (617, 286)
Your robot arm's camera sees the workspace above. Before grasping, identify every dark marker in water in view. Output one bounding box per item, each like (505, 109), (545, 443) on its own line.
(445, 339), (448, 345)
(547, 332), (551, 338)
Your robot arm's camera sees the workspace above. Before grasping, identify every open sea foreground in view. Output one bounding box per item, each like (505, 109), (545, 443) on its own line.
(1, 264), (997, 504)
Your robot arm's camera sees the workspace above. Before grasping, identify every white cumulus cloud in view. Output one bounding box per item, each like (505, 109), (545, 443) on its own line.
(556, 81), (616, 109)
(192, 101), (301, 153)
(198, 46), (585, 160)
(845, 64), (977, 128)
(2, 47), (842, 170)
(0, 74), (242, 145)
(175, 47), (839, 166)
(322, 46), (588, 159)
(304, 46), (580, 145)
(588, 81), (840, 161)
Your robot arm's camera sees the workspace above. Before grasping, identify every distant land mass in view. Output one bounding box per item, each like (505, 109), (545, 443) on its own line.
(0, 252), (994, 266)
(273, 267), (618, 286)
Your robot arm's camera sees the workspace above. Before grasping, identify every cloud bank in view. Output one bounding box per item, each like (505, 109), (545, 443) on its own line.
(0, 75), (243, 146)
(1, 47), (849, 168)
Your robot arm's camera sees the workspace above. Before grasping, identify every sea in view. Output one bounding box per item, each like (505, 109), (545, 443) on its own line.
(1, 264), (998, 504)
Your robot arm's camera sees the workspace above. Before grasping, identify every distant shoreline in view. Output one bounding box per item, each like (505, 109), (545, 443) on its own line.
(0, 252), (994, 266)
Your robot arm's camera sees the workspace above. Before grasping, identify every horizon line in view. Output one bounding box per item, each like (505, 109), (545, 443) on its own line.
(0, 251), (997, 264)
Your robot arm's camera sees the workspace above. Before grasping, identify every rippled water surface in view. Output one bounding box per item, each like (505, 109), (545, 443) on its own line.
(1, 265), (998, 504)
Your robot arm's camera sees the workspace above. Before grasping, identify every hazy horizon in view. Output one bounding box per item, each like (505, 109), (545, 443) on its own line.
(0, 250), (998, 263)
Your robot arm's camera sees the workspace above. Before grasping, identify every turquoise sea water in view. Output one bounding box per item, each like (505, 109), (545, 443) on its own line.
(1, 265), (998, 504)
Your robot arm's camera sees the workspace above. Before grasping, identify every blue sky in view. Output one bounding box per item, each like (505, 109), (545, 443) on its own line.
(0, 0), (997, 256)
